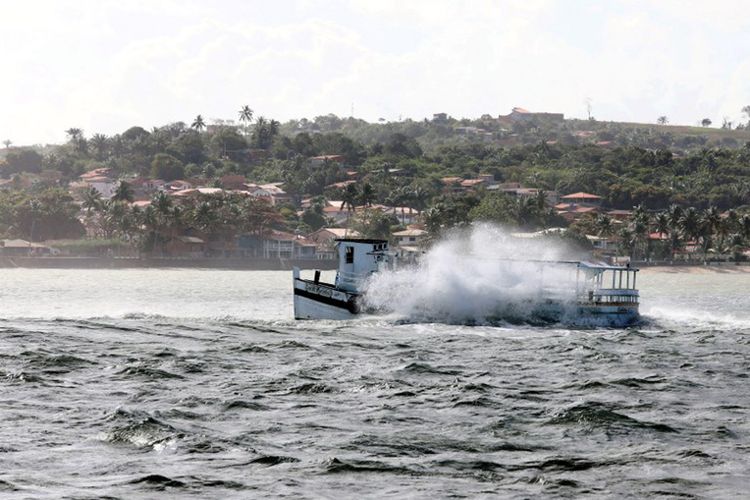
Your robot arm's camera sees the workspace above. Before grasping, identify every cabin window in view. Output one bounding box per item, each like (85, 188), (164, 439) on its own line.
(345, 246), (354, 263)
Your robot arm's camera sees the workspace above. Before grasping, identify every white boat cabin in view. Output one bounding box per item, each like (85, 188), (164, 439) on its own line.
(334, 239), (392, 293)
(576, 261), (639, 305)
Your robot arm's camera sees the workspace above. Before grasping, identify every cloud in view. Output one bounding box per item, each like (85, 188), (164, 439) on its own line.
(1, 0), (749, 145)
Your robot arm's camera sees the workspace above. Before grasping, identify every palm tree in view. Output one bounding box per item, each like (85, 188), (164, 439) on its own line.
(65, 128), (83, 142)
(342, 183), (359, 215)
(268, 119), (280, 136)
(112, 181), (134, 202)
(594, 213), (613, 237)
(359, 182), (375, 207)
(740, 214), (750, 241)
(65, 128), (87, 153)
(192, 201), (218, 238)
(90, 133), (108, 160)
(411, 185), (430, 215)
(666, 204), (684, 260)
(82, 186), (102, 214)
(191, 115), (206, 131)
(153, 190), (172, 216)
(238, 105), (254, 124)
(680, 207), (701, 259)
(618, 226), (636, 258)
(654, 212), (669, 237)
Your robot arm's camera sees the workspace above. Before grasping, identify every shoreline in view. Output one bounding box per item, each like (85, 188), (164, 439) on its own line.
(638, 263), (750, 274)
(0, 256), (747, 273)
(0, 256), (338, 271)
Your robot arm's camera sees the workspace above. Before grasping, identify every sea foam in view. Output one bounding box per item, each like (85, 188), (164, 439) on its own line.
(364, 224), (586, 324)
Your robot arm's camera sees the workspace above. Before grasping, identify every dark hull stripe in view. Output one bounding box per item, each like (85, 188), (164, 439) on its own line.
(293, 287), (359, 314)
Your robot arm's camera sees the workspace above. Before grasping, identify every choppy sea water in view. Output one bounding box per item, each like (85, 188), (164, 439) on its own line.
(1, 268), (749, 498)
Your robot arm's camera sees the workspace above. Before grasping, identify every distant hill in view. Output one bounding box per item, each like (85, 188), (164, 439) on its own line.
(278, 112), (750, 153)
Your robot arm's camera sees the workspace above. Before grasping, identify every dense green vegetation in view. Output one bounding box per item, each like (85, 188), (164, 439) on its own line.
(1, 108), (750, 260)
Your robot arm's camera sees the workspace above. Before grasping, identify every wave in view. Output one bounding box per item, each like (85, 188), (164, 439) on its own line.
(364, 225), (599, 326)
(102, 408), (183, 449)
(643, 306), (750, 332)
(548, 401), (678, 434)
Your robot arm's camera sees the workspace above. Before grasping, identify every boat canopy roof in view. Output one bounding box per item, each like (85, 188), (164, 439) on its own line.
(577, 260), (639, 272)
(335, 238), (389, 245)
(470, 256), (638, 272)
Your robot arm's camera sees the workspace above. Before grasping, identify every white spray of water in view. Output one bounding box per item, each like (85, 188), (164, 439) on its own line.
(364, 224), (588, 324)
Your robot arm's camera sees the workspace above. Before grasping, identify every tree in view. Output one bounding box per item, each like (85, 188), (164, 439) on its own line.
(341, 183), (359, 215)
(191, 115), (206, 131)
(679, 207), (701, 259)
(359, 182), (376, 207)
(90, 133), (108, 160)
(2, 140), (11, 148)
(210, 127), (248, 161)
(239, 105), (254, 124)
(742, 105), (750, 124)
(82, 186), (102, 214)
(349, 208), (398, 240)
(65, 128), (83, 142)
(112, 181), (134, 202)
(657, 116), (669, 125)
(151, 153), (185, 181)
(701, 118), (712, 127)
(594, 213), (613, 236)
(3, 149), (43, 175)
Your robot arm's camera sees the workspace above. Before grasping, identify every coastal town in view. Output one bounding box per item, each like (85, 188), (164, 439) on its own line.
(2, 107), (750, 266)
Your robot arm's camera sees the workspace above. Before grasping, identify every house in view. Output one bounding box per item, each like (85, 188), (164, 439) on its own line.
(555, 203), (600, 222)
(607, 209), (633, 221)
(560, 192), (603, 207)
(165, 180), (193, 192)
(263, 230), (296, 259)
(392, 228), (428, 246)
(164, 235), (206, 258)
(250, 183), (290, 205)
(586, 234), (619, 255)
(79, 168), (117, 196)
(383, 206), (420, 225)
(325, 180), (357, 190)
(220, 175), (247, 190)
(433, 113), (448, 122)
(129, 178), (166, 199)
(498, 107), (564, 124)
(0, 239), (56, 256)
(441, 177), (464, 193)
(310, 155), (345, 167)
(488, 183), (558, 205)
(294, 236), (318, 259)
(261, 230), (318, 259)
(322, 200), (350, 224)
(308, 227), (360, 246)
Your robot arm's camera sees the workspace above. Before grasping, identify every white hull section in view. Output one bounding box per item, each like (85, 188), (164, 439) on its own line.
(293, 276), (360, 320)
(293, 294), (357, 320)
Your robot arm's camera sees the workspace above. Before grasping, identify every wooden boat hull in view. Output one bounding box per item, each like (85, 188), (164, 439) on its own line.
(293, 278), (359, 320)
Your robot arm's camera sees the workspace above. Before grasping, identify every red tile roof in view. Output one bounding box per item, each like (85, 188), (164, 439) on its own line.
(561, 192), (602, 200)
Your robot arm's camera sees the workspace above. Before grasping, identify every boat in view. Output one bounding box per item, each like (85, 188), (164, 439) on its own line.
(527, 259), (640, 327)
(293, 239), (392, 320)
(293, 239), (640, 326)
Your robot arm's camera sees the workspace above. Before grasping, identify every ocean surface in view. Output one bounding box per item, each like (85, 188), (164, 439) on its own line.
(1, 268), (749, 498)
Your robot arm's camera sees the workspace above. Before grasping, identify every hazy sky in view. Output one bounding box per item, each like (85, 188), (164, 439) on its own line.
(2, 0), (749, 145)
